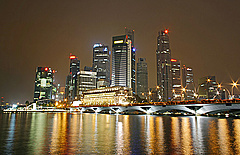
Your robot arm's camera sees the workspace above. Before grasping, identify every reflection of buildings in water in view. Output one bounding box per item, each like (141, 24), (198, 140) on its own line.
(116, 115), (130, 154)
(123, 115), (130, 153)
(49, 113), (59, 153)
(171, 117), (181, 153)
(144, 115), (150, 153)
(116, 120), (124, 154)
(146, 116), (165, 154)
(5, 113), (16, 153)
(50, 113), (68, 153)
(208, 119), (220, 154)
(218, 119), (232, 154)
(78, 114), (117, 154)
(145, 115), (162, 154)
(67, 113), (81, 153)
(29, 113), (47, 154)
(156, 117), (165, 153)
(191, 117), (204, 154)
(181, 117), (193, 154)
(233, 119), (240, 154)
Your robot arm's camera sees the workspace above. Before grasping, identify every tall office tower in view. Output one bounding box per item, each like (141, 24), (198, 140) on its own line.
(92, 43), (110, 88)
(198, 76), (218, 100)
(156, 29), (172, 101)
(34, 67), (55, 102)
(137, 58), (148, 99)
(111, 28), (136, 94)
(77, 70), (97, 98)
(56, 84), (65, 101)
(182, 65), (195, 100)
(171, 59), (182, 101)
(65, 55), (80, 100)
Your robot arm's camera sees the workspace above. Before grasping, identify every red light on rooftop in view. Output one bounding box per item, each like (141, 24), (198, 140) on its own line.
(171, 59), (177, 62)
(70, 55), (76, 59)
(53, 70), (55, 73)
(44, 67), (48, 71)
(164, 29), (169, 34)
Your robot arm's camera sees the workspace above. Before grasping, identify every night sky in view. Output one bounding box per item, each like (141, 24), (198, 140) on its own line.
(1, 0), (240, 103)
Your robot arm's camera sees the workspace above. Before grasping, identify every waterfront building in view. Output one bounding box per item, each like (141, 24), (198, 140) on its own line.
(92, 43), (110, 88)
(156, 29), (172, 101)
(56, 84), (65, 101)
(65, 55), (80, 100)
(34, 67), (56, 102)
(137, 58), (148, 99)
(182, 65), (195, 100)
(77, 70), (97, 99)
(82, 86), (133, 106)
(171, 59), (182, 101)
(111, 28), (136, 94)
(198, 76), (218, 99)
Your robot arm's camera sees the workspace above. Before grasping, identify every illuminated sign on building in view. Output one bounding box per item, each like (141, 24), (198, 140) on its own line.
(70, 55), (76, 59)
(171, 59), (177, 62)
(114, 40), (124, 44)
(93, 44), (102, 48)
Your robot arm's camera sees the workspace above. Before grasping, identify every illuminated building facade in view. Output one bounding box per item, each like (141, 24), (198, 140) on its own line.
(171, 59), (182, 101)
(77, 70), (97, 98)
(56, 84), (65, 101)
(156, 29), (172, 101)
(111, 28), (136, 94)
(34, 67), (56, 102)
(82, 86), (133, 106)
(137, 58), (148, 99)
(149, 88), (159, 102)
(198, 76), (217, 99)
(65, 55), (80, 100)
(92, 43), (110, 88)
(182, 65), (195, 100)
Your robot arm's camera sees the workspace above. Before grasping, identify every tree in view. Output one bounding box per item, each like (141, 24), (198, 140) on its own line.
(25, 100), (30, 106)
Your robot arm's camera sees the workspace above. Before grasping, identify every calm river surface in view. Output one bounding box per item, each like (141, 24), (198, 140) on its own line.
(0, 112), (240, 154)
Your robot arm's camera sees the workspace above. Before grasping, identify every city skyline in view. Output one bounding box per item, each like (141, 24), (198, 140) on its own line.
(0, 0), (240, 103)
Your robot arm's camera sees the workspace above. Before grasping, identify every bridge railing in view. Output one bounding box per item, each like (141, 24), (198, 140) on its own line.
(75, 99), (240, 108)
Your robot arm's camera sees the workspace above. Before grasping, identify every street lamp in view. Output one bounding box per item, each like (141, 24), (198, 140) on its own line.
(181, 87), (186, 101)
(217, 83), (232, 99)
(231, 81), (238, 99)
(148, 91), (152, 102)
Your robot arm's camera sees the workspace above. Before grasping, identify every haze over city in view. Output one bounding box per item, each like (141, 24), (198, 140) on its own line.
(0, 0), (240, 103)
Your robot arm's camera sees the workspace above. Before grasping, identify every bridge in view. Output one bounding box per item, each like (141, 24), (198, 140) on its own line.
(75, 101), (240, 115)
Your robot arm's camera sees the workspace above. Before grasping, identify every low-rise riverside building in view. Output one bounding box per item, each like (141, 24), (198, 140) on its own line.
(82, 86), (133, 106)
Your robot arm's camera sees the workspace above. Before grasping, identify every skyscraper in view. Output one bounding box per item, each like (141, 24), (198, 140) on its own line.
(137, 58), (148, 99)
(77, 70), (97, 97)
(171, 59), (181, 101)
(92, 43), (110, 88)
(111, 28), (136, 94)
(182, 65), (195, 100)
(198, 76), (218, 100)
(156, 29), (172, 101)
(34, 67), (55, 102)
(65, 55), (80, 100)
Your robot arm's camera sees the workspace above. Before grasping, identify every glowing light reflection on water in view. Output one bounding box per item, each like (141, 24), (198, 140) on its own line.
(0, 113), (240, 154)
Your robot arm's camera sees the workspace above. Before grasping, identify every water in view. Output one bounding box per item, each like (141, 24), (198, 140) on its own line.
(0, 112), (240, 154)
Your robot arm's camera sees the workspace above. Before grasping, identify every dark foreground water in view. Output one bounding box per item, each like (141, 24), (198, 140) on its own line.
(0, 113), (240, 154)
